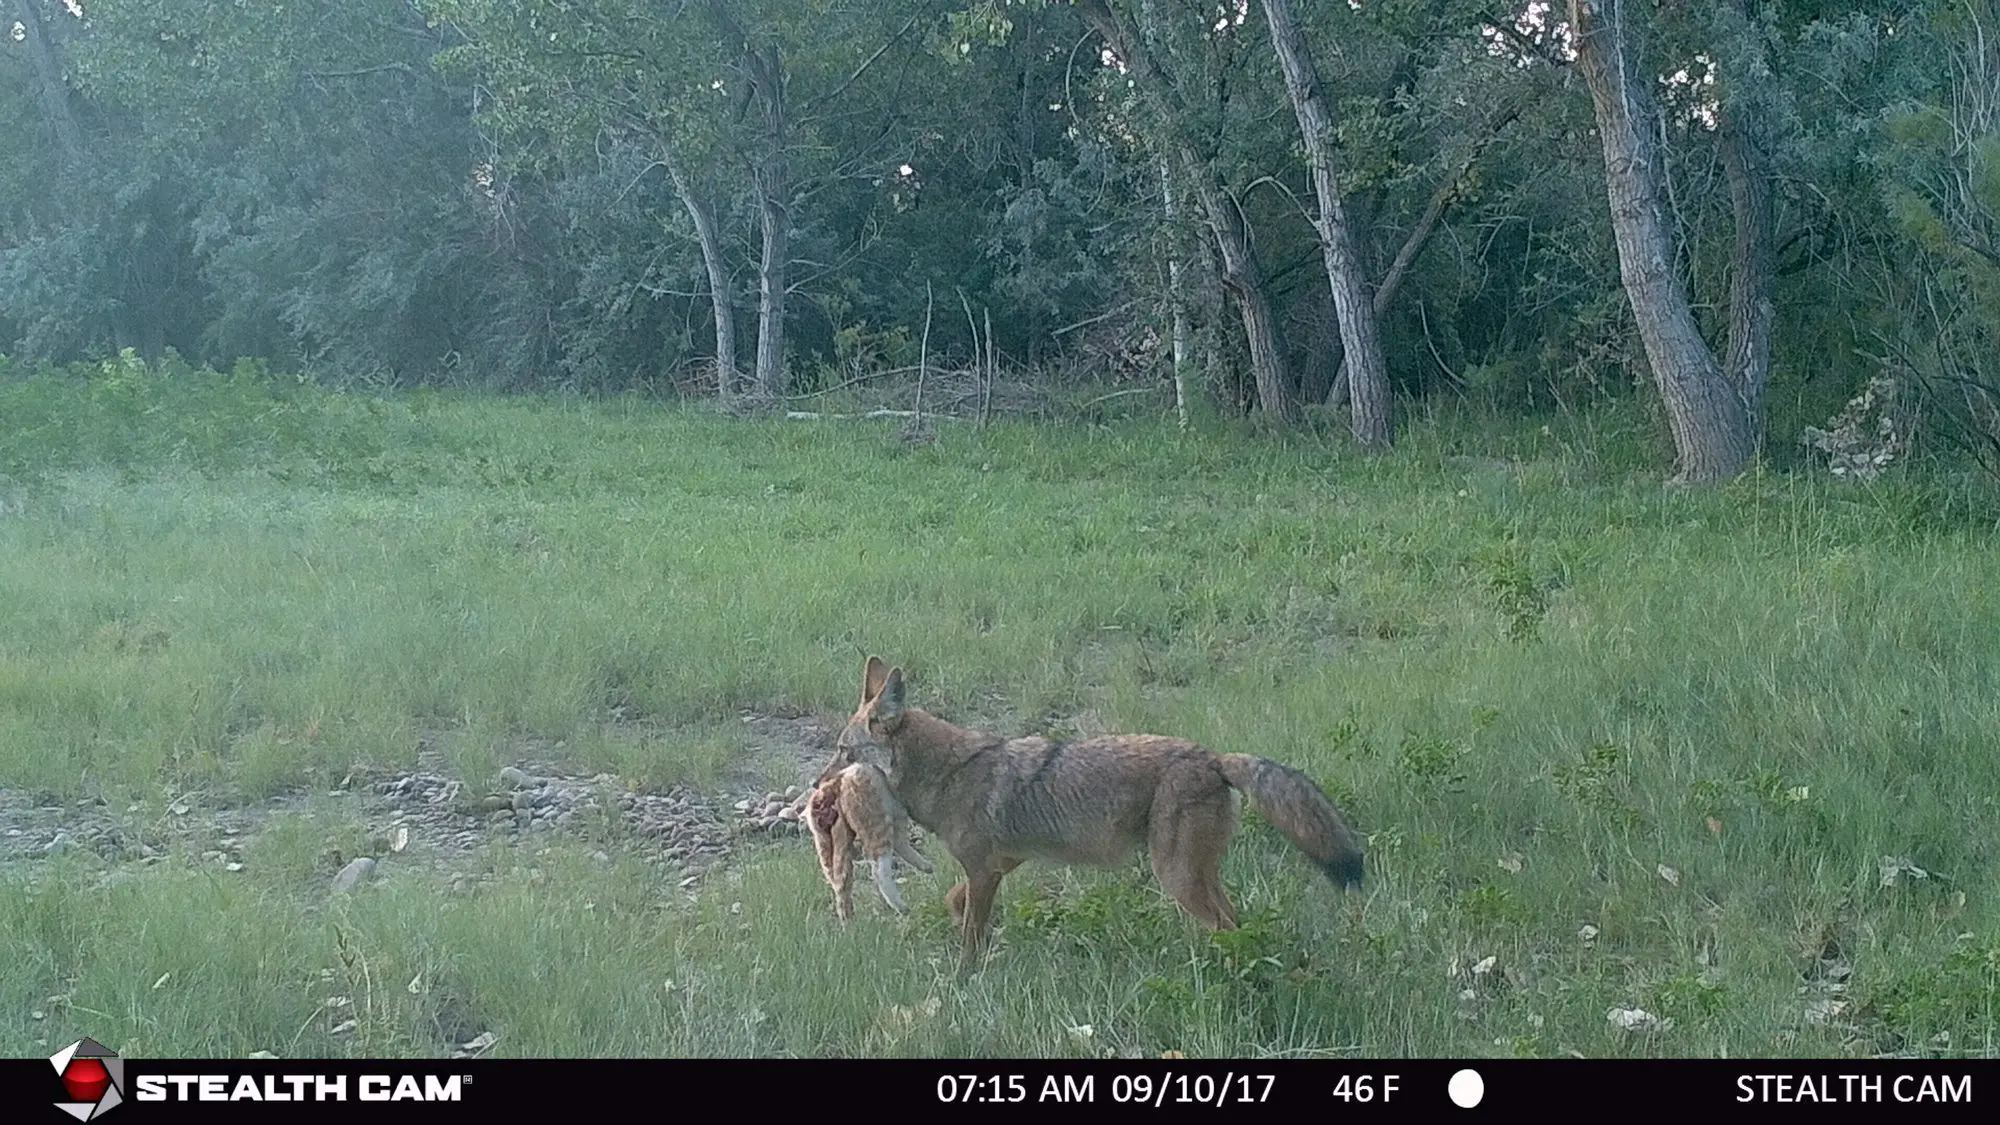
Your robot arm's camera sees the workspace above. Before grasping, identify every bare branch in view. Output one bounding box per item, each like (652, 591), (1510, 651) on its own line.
(799, 10), (924, 120)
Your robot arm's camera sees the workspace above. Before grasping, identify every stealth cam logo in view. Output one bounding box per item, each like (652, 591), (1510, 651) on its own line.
(50, 1039), (125, 1121)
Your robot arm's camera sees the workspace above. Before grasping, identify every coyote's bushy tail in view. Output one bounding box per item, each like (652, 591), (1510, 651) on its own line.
(1217, 754), (1365, 889)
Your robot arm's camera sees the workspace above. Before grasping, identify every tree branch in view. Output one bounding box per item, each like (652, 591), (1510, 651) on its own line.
(306, 63), (422, 81)
(800, 10), (923, 120)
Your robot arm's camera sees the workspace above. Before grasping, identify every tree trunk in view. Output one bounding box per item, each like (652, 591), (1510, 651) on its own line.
(1568, 0), (1756, 484)
(750, 46), (790, 399)
(702, 0), (790, 399)
(1161, 156), (1193, 430)
(1082, 0), (1297, 426)
(1328, 100), (1522, 406)
(1716, 0), (1774, 451)
(15, 0), (84, 161)
(1200, 176), (1297, 424)
(661, 147), (740, 399)
(1258, 0), (1390, 448)
(1718, 114), (1773, 451)
(1016, 22), (1044, 365)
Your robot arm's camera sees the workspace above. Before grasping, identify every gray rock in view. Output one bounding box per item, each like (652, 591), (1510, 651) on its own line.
(331, 857), (377, 894)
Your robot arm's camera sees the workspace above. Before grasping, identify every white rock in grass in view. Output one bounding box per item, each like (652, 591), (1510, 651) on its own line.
(1607, 1008), (1672, 1033)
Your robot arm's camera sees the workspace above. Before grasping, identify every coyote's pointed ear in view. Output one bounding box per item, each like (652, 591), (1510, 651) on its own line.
(874, 667), (906, 727)
(863, 656), (890, 702)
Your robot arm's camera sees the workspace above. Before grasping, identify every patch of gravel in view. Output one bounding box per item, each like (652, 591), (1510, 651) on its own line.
(0, 710), (840, 888)
(0, 792), (147, 865)
(358, 755), (741, 872)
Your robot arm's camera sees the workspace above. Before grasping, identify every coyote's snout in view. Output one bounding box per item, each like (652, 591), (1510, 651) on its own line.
(824, 656), (1365, 975)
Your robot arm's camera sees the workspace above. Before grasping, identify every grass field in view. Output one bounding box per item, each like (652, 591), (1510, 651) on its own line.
(1, 356), (1996, 1059)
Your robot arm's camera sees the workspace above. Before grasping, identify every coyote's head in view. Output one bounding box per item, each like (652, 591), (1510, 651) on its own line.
(821, 655), (904, 785)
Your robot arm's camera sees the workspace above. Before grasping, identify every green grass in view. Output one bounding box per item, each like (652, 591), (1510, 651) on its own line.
(1, 356), (1997, 1058)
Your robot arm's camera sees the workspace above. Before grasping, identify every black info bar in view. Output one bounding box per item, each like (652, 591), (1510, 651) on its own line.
(5, 1057), (1988, 1121)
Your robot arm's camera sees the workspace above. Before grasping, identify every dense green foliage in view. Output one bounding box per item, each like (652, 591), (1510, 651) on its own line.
(5, 1), (1996, 472)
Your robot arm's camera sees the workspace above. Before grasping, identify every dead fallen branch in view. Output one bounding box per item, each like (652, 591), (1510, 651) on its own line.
(784, 409), (970, 421)
(1078, 387), (1166, 409)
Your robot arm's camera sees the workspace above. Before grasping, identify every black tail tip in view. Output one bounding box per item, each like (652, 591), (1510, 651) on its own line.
(1321, 851), (1365, 891)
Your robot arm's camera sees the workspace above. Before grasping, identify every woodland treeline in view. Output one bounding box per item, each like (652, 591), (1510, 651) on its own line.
(3, 1), (1997, 483)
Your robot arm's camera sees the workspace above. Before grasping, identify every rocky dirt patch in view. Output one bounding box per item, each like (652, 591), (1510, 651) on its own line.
(0, 710), (842, 891)
(0, 791), (146, 866)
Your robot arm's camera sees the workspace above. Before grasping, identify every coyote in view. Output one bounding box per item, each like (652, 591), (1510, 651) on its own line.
(822, 657), (1365, 975)
(806, 760), (935, 922)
